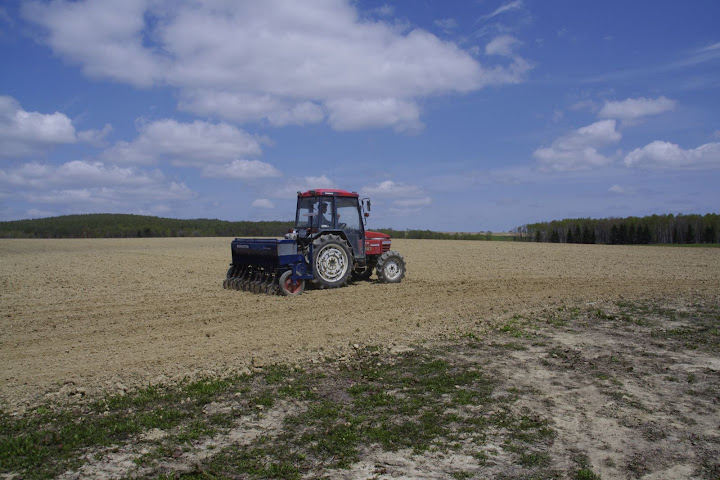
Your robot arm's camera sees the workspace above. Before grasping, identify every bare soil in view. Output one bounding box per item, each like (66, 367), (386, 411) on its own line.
(1, 238), (718, 413)
(37, 301), (720, 479)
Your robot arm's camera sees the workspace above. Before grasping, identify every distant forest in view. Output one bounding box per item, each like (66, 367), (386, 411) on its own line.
(0, 214), (503, 241)
(516, 213), (719, 245)
(377, 229), (504, 241)
(0, 214), (294, 239)
(1, 212), (718, 245)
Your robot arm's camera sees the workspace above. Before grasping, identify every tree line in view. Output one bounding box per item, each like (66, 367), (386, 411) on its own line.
(376, 229), (503, 241)
(0, 214), (294, 239)
(514, 213), (719, 245)
(0, 214), (510, 241)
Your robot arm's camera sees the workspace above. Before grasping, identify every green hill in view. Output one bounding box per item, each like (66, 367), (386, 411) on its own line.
(0, 214), (294, 239)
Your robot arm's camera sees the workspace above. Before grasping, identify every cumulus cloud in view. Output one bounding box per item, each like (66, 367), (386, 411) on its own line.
(480, 35), (531, 85)
(0, 95), (76, 157)
(624, 141), (720, 169)
(178, 91), (325, 127)
(326, 98), (422, 132)
(368, 4), (395, 17)
(103, 119), (269, 169)
(251, 198), (275, 209)
(270, 176), (336, 199)
(22, 182), (193, 207)
(608, 184), (636, 195)
(22, 0), (165, 87)
(0, 159), (196, 213)
(77, 123), (113, 147)
(570, 100), (600, 113)
(362, 180), (425, 198)
(393, 197), (432, 208)
(2, 160), (163, 189)
(361, 180), (431, 214)
(598, 96), (676, 122)
(202, 160), (281, 179)
(485, 35), (521, 57)
(23, 0), (531, 132)
(533, 120), (621, 172)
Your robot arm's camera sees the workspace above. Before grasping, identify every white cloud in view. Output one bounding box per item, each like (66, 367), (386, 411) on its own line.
(273, 175), (336, 199)
(103, 119), (266, 168)
(609, 185), (627, 194)
(0, 159), (196, 213)
(698, 42), (720, 54)
(0, 95), (76, 157)
(22, 0), (165, 87)
(326, 98), (422, 132)
(434, 18), (458, 32)
(202, 160), (281, 179)
(534, 147), (611, 173)
(533, 120), (621, 172)
(624, 141), (720, 169)
(481, 0), (524, 20)
(251, 198), (275, 209)
(393, 196), (432, 208)
(23, 182), (194, 206)
(77, 123), (113, 147)
(598, 96), (676, 122)
(361, 180), (431, 214)
(485, 35), (521, 57)
(1, 160), (164, 189)
(479, 55), (531, 85)
(558, 120), (621, 149)
(24, 0), (531, 132)
(178, 91), (325, 127)
(368, 4), (394, 17)
(362, 180), (424, 198)
(570, 100), (599, 113)
(26, 208), (55, 218)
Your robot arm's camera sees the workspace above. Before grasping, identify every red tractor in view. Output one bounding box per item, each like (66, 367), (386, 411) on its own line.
(224, 189), (406, 295)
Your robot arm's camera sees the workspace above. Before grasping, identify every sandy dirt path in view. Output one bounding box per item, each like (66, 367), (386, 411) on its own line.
(1, 238), (718, 411)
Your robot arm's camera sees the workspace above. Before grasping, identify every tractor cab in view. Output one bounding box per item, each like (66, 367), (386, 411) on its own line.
(295, 189), (366, 259)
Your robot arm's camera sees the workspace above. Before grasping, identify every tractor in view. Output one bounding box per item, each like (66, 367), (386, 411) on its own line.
(223, 189), (406, 296)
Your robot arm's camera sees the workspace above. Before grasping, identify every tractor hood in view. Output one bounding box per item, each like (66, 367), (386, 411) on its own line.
(365, 230), (390, 240)
(364, 230), (392, 255)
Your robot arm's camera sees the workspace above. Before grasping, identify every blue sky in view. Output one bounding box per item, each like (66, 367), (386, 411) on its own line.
(1, 0), (719, 231)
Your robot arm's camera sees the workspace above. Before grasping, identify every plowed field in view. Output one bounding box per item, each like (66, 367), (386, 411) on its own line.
(1, 238), (718, 411)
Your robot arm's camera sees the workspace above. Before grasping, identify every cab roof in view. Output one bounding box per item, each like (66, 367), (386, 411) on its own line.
(298, 189), (359, 198)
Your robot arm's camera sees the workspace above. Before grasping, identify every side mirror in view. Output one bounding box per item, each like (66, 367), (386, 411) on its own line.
(362, 198), (371, 212)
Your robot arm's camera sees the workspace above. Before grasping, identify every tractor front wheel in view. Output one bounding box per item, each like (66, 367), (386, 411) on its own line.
(312, 234), (353, 288)
(376, 250), (406, 283)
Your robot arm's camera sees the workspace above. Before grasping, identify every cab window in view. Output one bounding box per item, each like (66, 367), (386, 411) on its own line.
(335, 197), (361, 230)
(296, 197), (318, 229)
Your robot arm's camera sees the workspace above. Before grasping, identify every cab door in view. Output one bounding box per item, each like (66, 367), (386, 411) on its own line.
(335, 197), (365, 258)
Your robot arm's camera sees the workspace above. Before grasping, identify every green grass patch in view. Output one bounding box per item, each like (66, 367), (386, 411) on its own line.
(0, 373), (263, 478)
(2, 341), (562, 479)
(497, 315), (533, 338)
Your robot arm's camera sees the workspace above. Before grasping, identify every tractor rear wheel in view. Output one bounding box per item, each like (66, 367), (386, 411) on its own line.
(312, 234), (353, 288)
(376, 250), (406, 283)
(278, 270), (305, 296)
